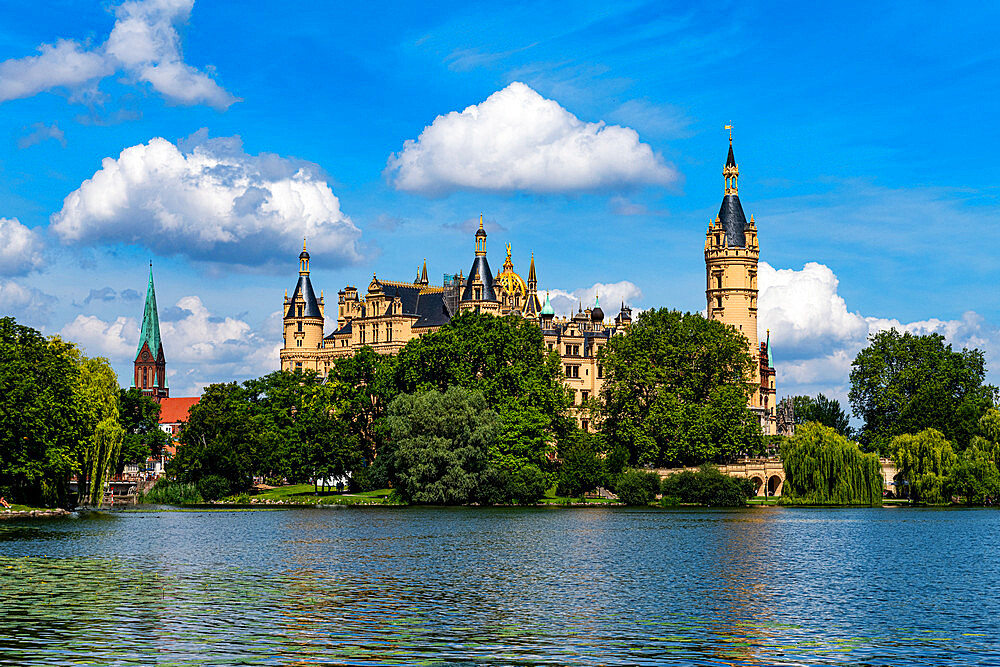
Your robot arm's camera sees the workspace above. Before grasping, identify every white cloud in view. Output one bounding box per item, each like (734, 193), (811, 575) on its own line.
(758, 261), (1000, 402)
(546, 280), (642, 319)
(385, 82), (678, 196)
(0, 0), (237, 110)
(60, 297), (280, 396)
(0, 279), (55, 325)
(0, 218), (44, 276)
(50, 133), (363, 269)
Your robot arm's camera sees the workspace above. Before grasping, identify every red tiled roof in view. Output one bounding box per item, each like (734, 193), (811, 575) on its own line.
(159, 396), (200, 424)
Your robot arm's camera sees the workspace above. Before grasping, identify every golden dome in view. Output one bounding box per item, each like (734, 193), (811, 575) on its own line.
(495, 243), (527, 297)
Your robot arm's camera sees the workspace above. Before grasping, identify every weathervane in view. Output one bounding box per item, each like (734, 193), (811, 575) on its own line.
(725, 123), (733, 142)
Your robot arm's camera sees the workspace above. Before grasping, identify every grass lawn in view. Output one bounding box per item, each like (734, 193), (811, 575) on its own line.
(236, 485), (400, 505)
(2, 504), (63, 513)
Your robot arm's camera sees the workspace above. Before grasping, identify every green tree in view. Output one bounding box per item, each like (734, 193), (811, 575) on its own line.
(598, 308), (761, 466)
(387, 386), (498, 504)
(328, 347), (396, 463)
(890, 428), (958, 504)
(793, 393), (853, 438)
(170, 382), (256, 494)
(391, 312), (571, 472)
(849, 330), (997, 453)
(556, 431), (605, 497)
(117, 388), (167, 472)
(0, 318), (82, 506)
(946, 446), (1000, 505)
(781, 423), (884, 505)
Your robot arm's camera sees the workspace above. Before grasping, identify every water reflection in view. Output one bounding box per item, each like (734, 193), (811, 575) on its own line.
(0, 507), (998, 665)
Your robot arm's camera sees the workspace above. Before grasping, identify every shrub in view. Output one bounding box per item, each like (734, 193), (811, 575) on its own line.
(195, 474), (232, 501)
(557, 433), (605, 497)
(617, 469), (657, 505)
(660, 465), (755, 507)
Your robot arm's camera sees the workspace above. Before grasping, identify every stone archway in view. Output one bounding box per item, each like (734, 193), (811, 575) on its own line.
(767, 475), (783, 497)
(750, 476), (764, 497)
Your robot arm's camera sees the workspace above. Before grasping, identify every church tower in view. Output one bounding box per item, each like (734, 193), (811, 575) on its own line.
(705, 136), (767, 423)
(134, 263), (168, 400)
(280, 240), (326, 373)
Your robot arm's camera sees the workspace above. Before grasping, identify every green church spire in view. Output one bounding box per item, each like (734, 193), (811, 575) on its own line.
(766, 329), (774, 368)
(136, 263), (163, 360)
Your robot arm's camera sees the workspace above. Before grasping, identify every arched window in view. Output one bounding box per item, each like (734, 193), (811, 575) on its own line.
(142, 367), (148, 388)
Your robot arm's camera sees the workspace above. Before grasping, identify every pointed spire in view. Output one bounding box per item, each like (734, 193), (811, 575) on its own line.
(724, 131), (739, 195)
(136, 264), (163, 360)
(766, 329), (774, 368)
(541, 291), (554, 317)
(528, 253), (536, 284)
(420, 258), (428, 285)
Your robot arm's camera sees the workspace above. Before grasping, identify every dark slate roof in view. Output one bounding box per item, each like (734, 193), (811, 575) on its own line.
(413, 291), (451, 327)
(718, 194), (747, 248)
(726, 142), (736, 168)
(286, 274), (322, 318)
(461, 256), (497, 302)
(328, 321), (352, 338)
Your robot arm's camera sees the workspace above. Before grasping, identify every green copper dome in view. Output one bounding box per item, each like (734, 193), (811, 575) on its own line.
(541, 292), (554, 316)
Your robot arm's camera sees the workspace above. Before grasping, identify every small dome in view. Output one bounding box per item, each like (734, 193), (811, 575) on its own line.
(591, 295), (604, 322)
(299, 250), (310, 260)
(540, 292), (555, 318)
(475, 226), (487, 238)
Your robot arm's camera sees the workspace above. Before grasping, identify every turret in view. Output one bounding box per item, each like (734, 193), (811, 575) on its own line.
(281, 240), (326, 372)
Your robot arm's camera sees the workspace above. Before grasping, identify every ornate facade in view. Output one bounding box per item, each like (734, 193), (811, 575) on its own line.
(280, 138), (785, 434)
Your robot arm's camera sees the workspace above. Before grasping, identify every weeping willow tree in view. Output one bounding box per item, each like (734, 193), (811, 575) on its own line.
(780, 422), (883, 505)
(72, 352), (125, 507)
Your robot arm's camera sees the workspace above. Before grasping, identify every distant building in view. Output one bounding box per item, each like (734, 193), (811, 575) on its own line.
(133, 264), (168, 400)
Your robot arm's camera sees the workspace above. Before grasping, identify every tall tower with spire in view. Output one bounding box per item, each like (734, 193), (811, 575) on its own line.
(134, 263), (168, 400)
(705, 135), (771, 428)
(459, 215), (500, 314)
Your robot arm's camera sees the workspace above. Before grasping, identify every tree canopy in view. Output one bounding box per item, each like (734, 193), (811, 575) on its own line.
(781, 423), (883, 505)
(598, 308), (763, 466)
(793, 393), (853, 438)
(386, 387), (497, 504)
(849, 330), (997, 453)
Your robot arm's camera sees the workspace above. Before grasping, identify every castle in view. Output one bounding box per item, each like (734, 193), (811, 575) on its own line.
(279, 138), (781, 435)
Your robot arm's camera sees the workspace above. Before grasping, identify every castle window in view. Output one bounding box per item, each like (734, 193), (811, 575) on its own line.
(716, 275), (722, 290)
(581, 419), (589, 432)
(296, 362), (302, 369)
(716, 296), (723, 309)
(597, 364), (604, 379)
(142, 367), (148, 388)
(386, 324), (392, 342)
(297, 340), (302, 347)
(298, 306), (302, 317)
(475, 287), (482, 300)
(582, 391), (589, 402)
(297, 321), (302, 332)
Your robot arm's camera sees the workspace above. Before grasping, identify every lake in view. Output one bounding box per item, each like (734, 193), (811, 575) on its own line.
(0, 506), (996, 666)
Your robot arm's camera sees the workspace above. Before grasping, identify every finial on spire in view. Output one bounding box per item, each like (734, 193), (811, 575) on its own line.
(725, 123), (733, 143)
(303, 237), (307, 251)
(479, 213), (483, 230)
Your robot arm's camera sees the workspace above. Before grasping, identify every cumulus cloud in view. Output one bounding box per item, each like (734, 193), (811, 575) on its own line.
(0, 0), (237, 110)
(0, 218), (44, 276)
(60, 296), (280, 395)
(758, 261), (1000, 403)
(17, 122), (67, 149)
(545, 280), (642, 319)
(0, 279), (55, 325)
(386, 82), (678, 196)
(50, 132), (363, 269)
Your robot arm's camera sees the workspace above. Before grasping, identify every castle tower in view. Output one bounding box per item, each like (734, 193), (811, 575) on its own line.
(459, 215), (500, 314)
(134, 263), (168, 400)
(705, 136), (766, 420)
(280, 240), (326, 373)
(524, 253), (541, 316)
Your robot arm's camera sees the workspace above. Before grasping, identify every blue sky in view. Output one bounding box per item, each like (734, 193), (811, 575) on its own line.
(1, 0), (998, 402)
